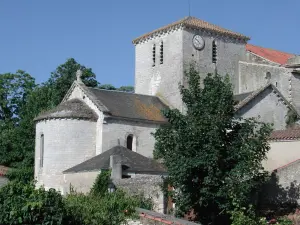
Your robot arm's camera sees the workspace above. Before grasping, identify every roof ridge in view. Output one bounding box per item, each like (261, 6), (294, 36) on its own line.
(132, 16), (249, 44)
(89, 87), (162, 98)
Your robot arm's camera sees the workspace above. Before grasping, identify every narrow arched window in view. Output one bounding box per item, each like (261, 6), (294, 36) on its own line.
(160, 41), (164, 64)
(152, 44), (156, 67)
(126, 134), (133, 150)
(40, 134), (44, 168)
(212, 40), (217, 63)
(266, 72), (271, 81)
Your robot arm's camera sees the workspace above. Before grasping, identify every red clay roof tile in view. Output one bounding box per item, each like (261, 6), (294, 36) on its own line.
(246, 44), (294, 65)
(269, 127), (300, 141)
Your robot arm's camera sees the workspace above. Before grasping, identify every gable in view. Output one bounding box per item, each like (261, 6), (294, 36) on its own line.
(63, 82), (103, 117)
(235, 85), (296, 130)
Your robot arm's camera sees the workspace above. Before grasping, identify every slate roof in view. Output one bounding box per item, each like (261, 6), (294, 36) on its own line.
(246, 44), (295, 65)
(0, 165), (9, 177)
(269, 127), (300, 141)
(85, 88), (168, 123)
(34, 98), (98, 122)
(133, 16), (250, 44)
(63, 146), (166, 174)
(234, 91), (253, 103)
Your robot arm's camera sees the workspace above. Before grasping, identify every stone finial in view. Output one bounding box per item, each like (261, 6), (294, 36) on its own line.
(76, 69), (83, 82)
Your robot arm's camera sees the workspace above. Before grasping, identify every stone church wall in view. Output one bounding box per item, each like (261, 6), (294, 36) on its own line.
(114, 174), (165, 213)
(235, 87), (289, 130)
(102, 118), (159, 158)
(135, 29), (184, 110)
(182, 28), (247, 94)
(62, 171), (99, 194)
(239, 61), (291, 99)
(35, 119), (97, 192)
(291, 73), (300, 112)
(67, 84), (104, 155)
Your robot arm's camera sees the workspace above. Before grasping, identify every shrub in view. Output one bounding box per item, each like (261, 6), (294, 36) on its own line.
(65, 189), (139, 225)
(0, 181), (71, 224)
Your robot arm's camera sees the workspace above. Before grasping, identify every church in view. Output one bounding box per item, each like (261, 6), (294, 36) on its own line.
(34, 16), (300, 200)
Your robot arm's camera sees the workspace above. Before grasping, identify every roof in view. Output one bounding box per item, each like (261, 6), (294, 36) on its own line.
(234, 91), (253, 103)
(246, 44), (295, 65)
(0, 165), (9, 176)
(133, 16), (250, 44)
(34, 98), (98, 122)
(269, 127), (300, 141)
(86, 88), (168, 123)
(234, 84), (297, 115)
(63, 145), (166, 174)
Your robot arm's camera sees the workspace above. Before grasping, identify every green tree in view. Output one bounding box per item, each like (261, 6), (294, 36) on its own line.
(153, 64), (272, 224)
(0, 71), (35, 167)
(118, 86), (134, 93)
(0, 58), (98, 182)
(47, 58), (98, 106)
(98, 84), (117, 90)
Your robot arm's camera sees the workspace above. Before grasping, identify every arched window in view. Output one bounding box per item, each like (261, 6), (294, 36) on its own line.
(266, 72), (271, 81)
(40, 134), (44, 168)
(160, 41), (164, 64)
(152, 44), (156, 67)
(212, 40), (217, 63)
(126, 134), (133, 150)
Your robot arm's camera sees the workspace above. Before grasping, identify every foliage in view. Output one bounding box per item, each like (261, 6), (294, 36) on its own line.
(0, 58), (99, 182)
(98, 84), (134, 92)
(90, 170), (111, 197)
(153, 64), (272, 224)
(0, 181), (72, 225)
(5, 167), (34, 184)
(118, 86), (134, 93)
(46, 58), (98, 106)
(65, 189), (139, 225)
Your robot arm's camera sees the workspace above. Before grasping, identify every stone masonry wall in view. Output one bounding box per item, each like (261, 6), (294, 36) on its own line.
(102, 118), (160, 158)
(35, 119), (96, 193)
(114, 174), (165, 213)
(62, 171), (99, 194)
(135, 29), (184, 110)
(67, 84), (104, 155)
(239, 61), (291, 99)
(235, 87), (289, 130)
(182, 28), (247, 94)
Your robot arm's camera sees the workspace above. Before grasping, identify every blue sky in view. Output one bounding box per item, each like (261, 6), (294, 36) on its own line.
(0, 0), (299, 87)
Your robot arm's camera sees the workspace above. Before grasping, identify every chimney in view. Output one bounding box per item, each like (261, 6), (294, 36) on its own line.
(110, 155), (122, 180)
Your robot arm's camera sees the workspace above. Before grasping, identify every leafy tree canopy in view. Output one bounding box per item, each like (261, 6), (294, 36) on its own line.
(153, 64), (272, 224)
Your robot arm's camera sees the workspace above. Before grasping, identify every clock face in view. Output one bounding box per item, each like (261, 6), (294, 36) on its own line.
(193, 35), (205, 50)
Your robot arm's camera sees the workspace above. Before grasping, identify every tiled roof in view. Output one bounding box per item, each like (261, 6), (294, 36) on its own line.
(86, 88), (168, 123)
(63, 145), (166, 174)
(34, 98), (98, 122)
(133, 16), (250, 44)
(269, 127), (300, 141)
(0, 165), (9, 176)
(246, 44), (294, 65)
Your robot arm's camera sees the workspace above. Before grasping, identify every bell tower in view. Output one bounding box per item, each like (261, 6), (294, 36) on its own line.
(133, 17), (249, 110)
